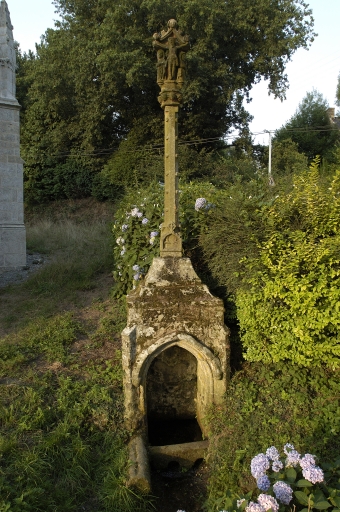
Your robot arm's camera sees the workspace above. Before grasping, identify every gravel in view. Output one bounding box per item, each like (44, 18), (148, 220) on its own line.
(0, 253), (49, 289)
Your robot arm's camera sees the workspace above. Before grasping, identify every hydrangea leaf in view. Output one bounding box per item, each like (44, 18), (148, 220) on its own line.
(294, 491), (310, 506)
(296, 479), (314, 487)
(286, 467), (297, 482)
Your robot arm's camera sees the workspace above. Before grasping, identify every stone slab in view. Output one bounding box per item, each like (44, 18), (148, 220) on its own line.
(127, 435), (151, 493)
(149, 440), (209, 469)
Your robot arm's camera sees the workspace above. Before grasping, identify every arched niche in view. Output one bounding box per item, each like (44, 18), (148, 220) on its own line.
(146, 345), (201, 445)
(132, 332), (223, 438)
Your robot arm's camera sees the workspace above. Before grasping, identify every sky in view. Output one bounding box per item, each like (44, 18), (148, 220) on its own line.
(7, 0), (340, 145)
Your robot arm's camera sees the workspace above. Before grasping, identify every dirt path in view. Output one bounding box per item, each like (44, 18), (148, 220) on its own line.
(151, 462), (209, 512)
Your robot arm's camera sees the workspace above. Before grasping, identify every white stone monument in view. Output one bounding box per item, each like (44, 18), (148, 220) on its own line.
(0, 0), (26, 268)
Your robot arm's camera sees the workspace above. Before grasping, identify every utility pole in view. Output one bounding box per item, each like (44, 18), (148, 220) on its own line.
(265, 130), (275, 187)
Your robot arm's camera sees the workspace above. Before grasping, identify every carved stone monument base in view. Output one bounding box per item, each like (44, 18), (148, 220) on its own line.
(122, 257), (230, 490)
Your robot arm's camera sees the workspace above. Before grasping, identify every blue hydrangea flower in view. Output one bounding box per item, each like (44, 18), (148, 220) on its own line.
(142, 218), (149, 224)
(302, 465), (324, 484)
(245, 502), (264, 512)
(150, 231), (159, 237)
(273, 481), (293, 505)
(266, 446), (280, 461)
(250, 453), (270, 479)
(272, 460), (283, 472)
(283, 443), (295, 455)
(195, 197), (207, 211)
(132, 264), (140, 271)
(285, 449), (301, 468)
(130, 207), (141, 217)
(257, 475), (270, 491)
(133, 273), (141, 281)
(300, 454), (316, 469)
(258, 494), (279, 512)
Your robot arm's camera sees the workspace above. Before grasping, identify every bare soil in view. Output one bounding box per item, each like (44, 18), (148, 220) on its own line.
(151, 461), (209, 512)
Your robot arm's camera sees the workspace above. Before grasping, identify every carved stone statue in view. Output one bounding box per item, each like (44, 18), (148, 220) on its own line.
(156, 49), (166, 81)
(177, 51), (186, 82)
(153, 19), (189, 108)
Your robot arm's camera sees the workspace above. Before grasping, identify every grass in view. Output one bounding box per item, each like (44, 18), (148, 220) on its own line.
(0, 200), (114, 334)
(0, 199), (153, 512)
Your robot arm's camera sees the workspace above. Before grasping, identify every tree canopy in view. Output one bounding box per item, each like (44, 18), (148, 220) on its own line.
(18, 0), (315, 202)
(275, 90), (339, 161)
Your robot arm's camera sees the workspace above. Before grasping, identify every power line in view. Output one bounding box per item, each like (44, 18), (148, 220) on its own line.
(19, 126), (339, 159)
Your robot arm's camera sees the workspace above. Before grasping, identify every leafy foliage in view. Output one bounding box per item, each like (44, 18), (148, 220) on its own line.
(336, 72), (340, 110)
(270, 138), (308, 177)
(237, 163), (340, 367)
(112, 184), (163, 297)
(275, 90), (339, 161)
(112, 181), (224, 297)
(19, 0), (315, 202)
(206, 362), (340, 512)
(199, 177), (273, 294)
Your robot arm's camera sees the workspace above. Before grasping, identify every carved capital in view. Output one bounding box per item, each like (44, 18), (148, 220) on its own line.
(158, 81), (183, 108)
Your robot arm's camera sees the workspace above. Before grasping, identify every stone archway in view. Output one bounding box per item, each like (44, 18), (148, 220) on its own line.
(121, 257), (230, 490)
(126, 332), (223, 438)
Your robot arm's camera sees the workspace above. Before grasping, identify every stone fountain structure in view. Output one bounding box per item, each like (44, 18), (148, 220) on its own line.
(122, 19), (230, 491)
(0, 1), (26, 268)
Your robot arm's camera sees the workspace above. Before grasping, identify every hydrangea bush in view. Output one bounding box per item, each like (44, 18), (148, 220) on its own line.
(112, 186), (163, 297)
(112, 181), (222, 297)
(210, 444), (340, 512)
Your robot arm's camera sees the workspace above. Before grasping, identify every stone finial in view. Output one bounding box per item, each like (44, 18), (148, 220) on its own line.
(0, 0), (17, 102)
(153, 19), (189, 108)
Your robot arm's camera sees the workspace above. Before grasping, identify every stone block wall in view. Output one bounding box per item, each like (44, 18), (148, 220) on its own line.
(0, 102), (26, 268)
(0, 1), (26, 268)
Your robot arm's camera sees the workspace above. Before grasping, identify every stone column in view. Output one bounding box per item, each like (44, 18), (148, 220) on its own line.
(0, 0), (26, 268)
(153, 19), (189, 257)
(161, 105), (181, 256)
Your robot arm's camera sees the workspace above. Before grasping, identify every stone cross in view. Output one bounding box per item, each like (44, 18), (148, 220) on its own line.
(153, 19), (189, 257)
